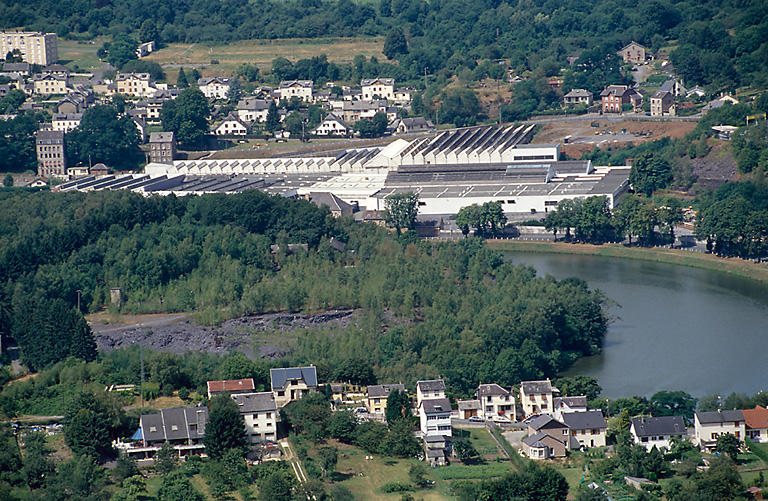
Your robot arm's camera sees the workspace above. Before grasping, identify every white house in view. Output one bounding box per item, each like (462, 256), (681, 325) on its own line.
(33, 74), (69, 95)
(476, 383), (516, 421)
(198, 77), (231, 100)
(213, 113), (249, 136)
(51, 112), (82, 132)
(630, 416), (687, 451)
(232, 392), (278, 443)
(270, 366), (318, 408)
(392, 117), (434, 135)
(276, 80), (314, 102)
(743, 406), (768, 443)
(694, 410), (745, 452)
(361, 78), (395, 101)
(520, 379), (558, 417)
(416, 380), (446, 407)
(236, 98), (271, 123)
(561, 410), (607, 449)
(312, 113), (350, 136)
(418, 397), (452, 438)
(553, 396), (588, 420)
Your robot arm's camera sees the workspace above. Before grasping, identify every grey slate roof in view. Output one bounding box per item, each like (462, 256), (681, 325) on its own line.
(424, 434), (446, 443)
(477, 384), (510, 397)
(458, 399), (481, 410)
(35, 130), (65, 142)
(150, 131), (174, 143)
(521, 379), (554, 394)
(631, 416), (686, 437)
(564, 88), (591, 98)
(554, 396), (588, 409)
(523, 431), (560, 448)
(420, 397), (451, 414)
(560, 410), (606, 430)
(417, 380), (446, 392)
(367, 383), (404, 398)
(140, 406), (208, 443)
(308, 191), (354, 213)
(696, 410), (744, 424)
(270, 366), (318, 390)
(232, 392), (277, 413)
(361, 78), (395, 86)
(528, 414), (567, 431)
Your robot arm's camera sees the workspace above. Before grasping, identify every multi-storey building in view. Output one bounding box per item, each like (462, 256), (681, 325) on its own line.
(476, 383), (516, 421)
(694, 410), (745, 452)
(36, 130), (66, 177)
(198, 77), (231, 100)
(232, 392), (278, 443)
(0, 31), (58, 65)
(520, 379), (558, 417)
(361, 78), (395, 101)
(149, 132), (176, 164)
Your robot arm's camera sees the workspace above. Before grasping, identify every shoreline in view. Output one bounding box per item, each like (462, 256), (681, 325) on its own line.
(486, 239), (768, 285)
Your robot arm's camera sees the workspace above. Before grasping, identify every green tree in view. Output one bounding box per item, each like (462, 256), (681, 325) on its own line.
(715, 433), (740, 462)
(158, 471), (205, 501)
(258, 470), (295, 501)
(155, 441), (177, 474)
(482, 201), (507, 237)
(317, 446), (338, 478)
(2, 174), (12, 187)
(385, 389), (411, 425)
(103, 34), (138, 69)
(630, 152), (672, 196)
(383, 27), (408, 60)
(113, 475), (148, 501)
(650, 391), (697, 422)
(408, 462), (430, 487)
(383, 192), (419, 234)
(553, 376), (602, 400)
(383, 419), (420, 457)
(576, 486), (608, 500)
(454, 438), (479, 463)
(177, 67), (189, 88)
(265, 101), (280, 132)
(63, 391), (113, 459)
(440, 88), (480, 127)
(456, 204), (481, 236)
(327, 411), (357, 443)
(0, 89), (26, 114)
(236, 64), (260, 82)
(204, 394), (248, 459)
(66, 105), (140, 170)
(160, 87), (210, 146)
(138, 19), (158, 43)
(284, 111), (306, 138)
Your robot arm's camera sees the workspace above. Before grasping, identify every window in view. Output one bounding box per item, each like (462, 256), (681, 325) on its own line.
(150, 426), (157, 432)
(266, 413), (272, 419)
(171, 425), (178, 431)
(641, 437), (648, 442)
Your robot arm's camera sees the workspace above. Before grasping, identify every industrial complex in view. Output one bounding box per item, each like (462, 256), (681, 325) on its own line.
(57, 124), (631, 216)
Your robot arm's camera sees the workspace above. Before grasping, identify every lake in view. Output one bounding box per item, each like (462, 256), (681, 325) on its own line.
(506, 252), (768, 399)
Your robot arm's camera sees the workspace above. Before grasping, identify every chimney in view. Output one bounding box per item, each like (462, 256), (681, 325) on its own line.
(197, 409), (207, 435)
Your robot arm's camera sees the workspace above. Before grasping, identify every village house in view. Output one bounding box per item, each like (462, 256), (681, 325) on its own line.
(232, 392), (278, 443)
(553, 396), (588, 420)
(236, 98), (271, 123)
(1, 62), (31, 76)
(601, 85), (642, 113)
(617, 42), (649, 64)
(424, 435), (448, 466)
(206, 378), (256, 399)
(136, 41), (156, 58)
(36, 129), (66, 177)
(42, 64), (70, 77)
(694, 410), (745, 452)
(659, 79), (686, 97)
(307, 191), (356, 217)
(391, 117), (434, 135)
(340, 100), (387, 123)
(270, 366), (318, 408)
(276, 80), (314, 102)
(329, 383), (366, 406)
(457, 399), (482, 420)
(33, 74), (69, 96)
(213, 113), (249, 136)
(312, 113), (351, 136)
(121, 406), (208, 459)
(416, 380), (446, 406)
(563, 88), (593, 107)
(149, 131), (176, 164)
(198, 77), (231, 100)
(361, 78), (395, 101)
(116, 73), (162, 98)
(476, 383), (516, 421)
(419, 397), (452, 438)
(51, 112), (82, 132)
(133, 117), (148, 143)
(561, 410), (607, 449)
(743, 406), (768, 443)
(520, 379), (558, 417)
(650, 90), (676, 117)
(630, 416), (687, 451)
(365, 383), (405, 414)
(523, 414), (579, 459)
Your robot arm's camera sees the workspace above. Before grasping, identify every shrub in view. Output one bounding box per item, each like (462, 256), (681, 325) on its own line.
(381, 482), (415, 493)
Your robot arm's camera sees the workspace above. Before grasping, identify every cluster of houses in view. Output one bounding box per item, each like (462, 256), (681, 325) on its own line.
(561, 79), (700, 117)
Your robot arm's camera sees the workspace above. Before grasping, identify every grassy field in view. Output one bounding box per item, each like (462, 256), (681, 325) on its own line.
(143, 37), (385, 82)
(487, 239), (768, 285)
(57, 38), (109, 72)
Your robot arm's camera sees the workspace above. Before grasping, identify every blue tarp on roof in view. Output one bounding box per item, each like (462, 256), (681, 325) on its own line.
(130, 428), (143, 441)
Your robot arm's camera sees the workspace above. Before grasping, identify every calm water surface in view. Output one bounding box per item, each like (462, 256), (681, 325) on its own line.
(507, 252), (768, 398)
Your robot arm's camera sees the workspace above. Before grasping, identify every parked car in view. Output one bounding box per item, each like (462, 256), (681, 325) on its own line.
(491, 415), (512, 423)
(468, 416), (484, 423)
(355, 407), (368, 413)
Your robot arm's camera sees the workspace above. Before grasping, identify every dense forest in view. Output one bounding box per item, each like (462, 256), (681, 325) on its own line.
(2, 0), (767, 90)
(0, 189), (607, 393)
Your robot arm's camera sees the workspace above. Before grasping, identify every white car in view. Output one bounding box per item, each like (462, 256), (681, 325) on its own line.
(491, 415), (512, 423)
(468, 416), (484, 423)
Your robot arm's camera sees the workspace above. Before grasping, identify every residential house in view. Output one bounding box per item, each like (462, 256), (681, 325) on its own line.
(526, 414), (572, 444)
(312, 113), (350, 136)
(206, 378), (256, 399)
(198, 77), (231, 100)
(57, 90), (93, 114)
(520, 379), (558, 417)
(342, 88), (362, 101)
(232, 392), (278, 443)
(66, 166), (89, 178)
(33, 74), (69, 95)
(686, 86), (706, 98)
(149, 132), (176, 164)
(659, 79), (686, 97)
(90, 163), (109, 176)
(35, 129), (66, 177)
(563, 88), (593, 106)
(476, 383), (516, 422)
(366, 383), (405, 414)
(630, 416), (687, 451)
(0, 31), (58, 65)
(702, 95), (739, 113)
(341, 100), (387, 123)
(276, 80), (314, 102)
(416, 380), (446, 407)
(523, 432), (569, 460)
(51, 112), (82, 132)
(553, 396), (588, 420)
(213, 113), (249, 136)
(742, 406), (768, 443)
(1, 62), (31, 76)
(270, 366), (318, 408)
(126, 406), (208, 459)
(136, 41), (156, 58)
(561, 410), (607, 449)
(419, 397), (452, 438)
(25, 176), (49, 188)
(694, 410), (745, 452)
(307, 191), (356, 217)
(361, 78), (395, 101)
(133, 117), (148, 143)
(424, 435), (448, 466)
(601, 85), (642, 113)
(42, 64), (70, 77)
(457, 399), (482, 420)
(617, 42), (648, 64)
(392, 117), (434, 135)
(236, 98), (271, 123)
(393, 88), (413, 105)
(116, 73), (159, 98)
(650, 90), (676, 117)
(329, 383), (366, 406)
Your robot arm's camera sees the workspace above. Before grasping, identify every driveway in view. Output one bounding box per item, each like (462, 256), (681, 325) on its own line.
(502, 429), (526, 451)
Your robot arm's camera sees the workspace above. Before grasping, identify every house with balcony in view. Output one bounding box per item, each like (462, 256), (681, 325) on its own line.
(119, 406), (208, 460)
(520, 379), (558, 417)
(270, 366), (318, 408)
(476, 383), (516, 421)
(563, 88), (593, 107)
(561, 410), (607, 449)
(694, 410), (745, 452)
(419, 397), (452, 438)
(631, 415), (687, 451)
